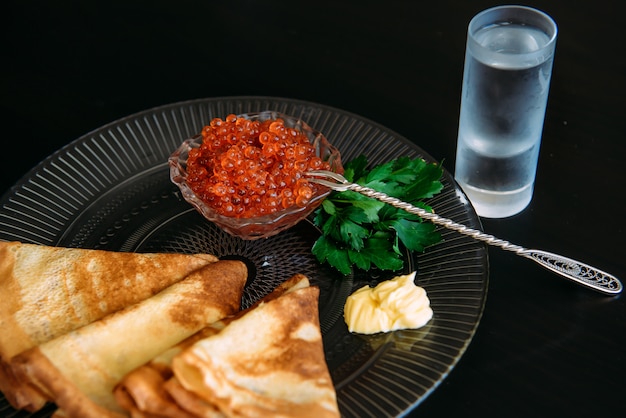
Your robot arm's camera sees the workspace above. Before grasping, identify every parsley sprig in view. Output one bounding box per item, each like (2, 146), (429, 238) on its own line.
(311, 155), (444, 275)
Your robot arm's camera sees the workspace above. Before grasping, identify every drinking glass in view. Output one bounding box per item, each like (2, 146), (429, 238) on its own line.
(454, 5), (557, 218)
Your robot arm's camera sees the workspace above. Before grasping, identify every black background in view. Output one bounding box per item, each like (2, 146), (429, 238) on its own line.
(3, 1), (625, 417)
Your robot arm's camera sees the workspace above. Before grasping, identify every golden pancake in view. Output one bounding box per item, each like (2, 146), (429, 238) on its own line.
(172, 286), (339, 418)
(0, 241), (218, 360)
(114, 274), (311, 418)
(0, 241), (218, 410)
(9, 260), (247, 417)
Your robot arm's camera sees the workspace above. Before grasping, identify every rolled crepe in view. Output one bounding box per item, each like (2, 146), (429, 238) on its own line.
(113, 326), (225, 418)
(0, 241), (218, 409)
(113, 273), (311, 418)
(163, 378), (222, 418)
(9, 259), (247, 417)
(171, 286), (340, 418)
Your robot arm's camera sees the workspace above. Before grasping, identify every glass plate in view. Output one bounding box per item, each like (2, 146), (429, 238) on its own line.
(0, 96), (488, 418)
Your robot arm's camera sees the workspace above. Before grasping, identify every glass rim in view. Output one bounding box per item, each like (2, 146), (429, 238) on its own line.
(469, 5), (558, 48)
(466, 5), (557, 68)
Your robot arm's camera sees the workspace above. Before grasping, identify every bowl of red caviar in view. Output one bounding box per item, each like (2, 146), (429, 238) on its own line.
(169, 111), (343, 240)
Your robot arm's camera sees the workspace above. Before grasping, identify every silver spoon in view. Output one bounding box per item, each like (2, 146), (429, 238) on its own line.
(305, 170), (622, 295)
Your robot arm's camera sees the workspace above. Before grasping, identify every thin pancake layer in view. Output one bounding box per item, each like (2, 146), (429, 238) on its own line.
(0, 241), (218, 360)
(0, 241), (218, 410)
(114, 274), (310, 418)
(172, 286), (339, 418)
(10, 259), (247, 417)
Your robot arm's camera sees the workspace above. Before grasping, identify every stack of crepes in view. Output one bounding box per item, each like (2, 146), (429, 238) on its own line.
(113, 273), (339, 418)
(0, 241), (245, 416)
(0, 241), (339, 418)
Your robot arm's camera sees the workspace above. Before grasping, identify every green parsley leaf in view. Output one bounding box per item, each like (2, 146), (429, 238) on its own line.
(356, 232), (404, 271)
(390, 218), (441, 252)
(312, 155), (444, 274)
(311, 236), (352, 275)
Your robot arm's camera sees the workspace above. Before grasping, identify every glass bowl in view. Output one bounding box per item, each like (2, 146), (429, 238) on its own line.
(169, 111), (343, 240)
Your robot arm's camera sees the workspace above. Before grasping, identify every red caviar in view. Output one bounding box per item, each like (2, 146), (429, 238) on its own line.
(186, 114), (331, 218)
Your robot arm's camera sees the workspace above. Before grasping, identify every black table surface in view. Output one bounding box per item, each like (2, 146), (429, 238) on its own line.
(3, 1), (625, 417)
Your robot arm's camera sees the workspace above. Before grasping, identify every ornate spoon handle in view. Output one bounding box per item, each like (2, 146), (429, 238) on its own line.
(351, 183), (622, 295)
(517, 249), (621, 294)
(306, 171), (622, 295)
